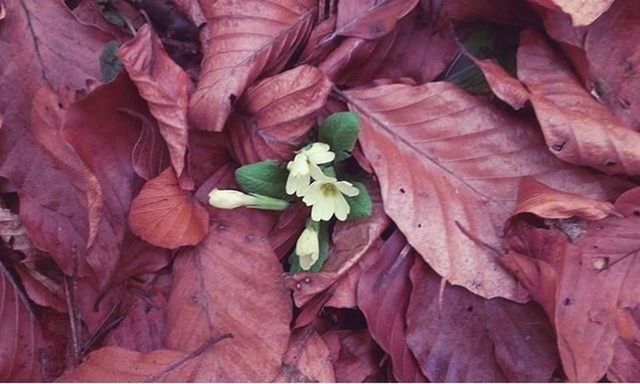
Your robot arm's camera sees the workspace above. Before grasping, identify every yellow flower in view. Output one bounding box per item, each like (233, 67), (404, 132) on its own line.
(296, 224), (320, 270)
(208, 189), (288, 211)
(286, 143), (335, 197)
(302, 178), (359, 221)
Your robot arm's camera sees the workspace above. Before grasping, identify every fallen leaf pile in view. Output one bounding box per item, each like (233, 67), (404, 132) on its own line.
(1, 0), (640, 382)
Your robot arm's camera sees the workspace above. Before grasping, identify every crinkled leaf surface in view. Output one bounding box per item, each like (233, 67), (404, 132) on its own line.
(119, 25), (190, 181)
(343, 81), (621, 301)
(228, 65), (332, 164)
(528, 0), (615, 26)
(188, 0), (316, 131)
(163, 211), (291, 381)
(275, 327), (335, 382)
(129, 167), (209, 249)
(334, 0), (419, 40)
(517, 29), (640, 176)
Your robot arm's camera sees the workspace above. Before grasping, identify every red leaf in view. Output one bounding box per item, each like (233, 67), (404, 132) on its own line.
(472, 58), (529, 110)
(187, 130), (229, 189)
(228, 65), (333, 164)
(513, 177), (616, 221)
(517, 29), (640, 175)
(163, 212), (291, 381)
(342, 81), (621, 301)
(0, 263), (64, 381)
(528, 0), (615, 26)
(131, 114), (171, 181)
(504, 191), (640, 381)
(334, 0), (419, 40)
(120, 25), (191, 181)
(357, 230), (426, 382)
(407, 257), (559, 381)
(129, 167), (209, 249)
(323, 330), (386, 382)
(188, 0), (316, 132)
(275, 327), (335, 382)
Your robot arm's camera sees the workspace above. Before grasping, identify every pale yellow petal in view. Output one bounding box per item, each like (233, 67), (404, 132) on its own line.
(302, 182), (323, 205)
(308, 162), (330, 181)
(335, 181), (360, 197)
(311, 195), (334, 221)
(333, 194), (351, 221)
(288, 153), (309, 176)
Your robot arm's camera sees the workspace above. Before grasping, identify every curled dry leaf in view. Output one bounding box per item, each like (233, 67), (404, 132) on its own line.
(517, 29), (640, 176)
(407, 257), (559, 382)
(119, 25), (190, 182)
(228, 65), (333, 164)
(131, 115), (171, 181)
(504, 191), (640, 381)
(275, 327), (335, 382)
(357, 230), (426, 382)
(513, 177), (616, 221)
(472, 57), (529, 109)
(343, 81), (619, 301)
(188, 0), (316, 132)
(322, 330), (386, 382)
(0, 263), (62, 381)
(528, 0), (615, 26)
(333, 0), (419, 40)
(129, 167), (209, 249)
(164, 212), (291, 381)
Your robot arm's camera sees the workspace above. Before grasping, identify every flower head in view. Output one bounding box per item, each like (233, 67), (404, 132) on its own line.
(296, 224), (320, 270)
(208, 189), (289, 211)
(302, 178), (359, 221)
(286, 143), (335, 197)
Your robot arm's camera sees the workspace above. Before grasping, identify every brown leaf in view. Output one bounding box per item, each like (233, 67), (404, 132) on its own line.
(188, 0), (316, 132)
(472, 57), (529, 109)
(334, 0), (419, 40)
(357, 230), (426, 382)
(129, 167), (209, 249)
(504, 195), (640, 381)
(513, 177), (616, 221)
(120, 26), (191, 183)
(0, 263), (63, 381)
(437, 0), (537, 26)
(289, 183), (389, 306)
(323, 330), (386, 382)
(275, 327), (335, 382)
(407, 257), (559, 381)
(228, 65), (333, 164)
(517, 29), (640, 175)
(528, 0), (615, 26)
(131, 114), (171, 181)
(164, 212), (291, 381)
(187, 130), (230, 189)
(269, 202), (310, 260)
(342, 81), (621, 301)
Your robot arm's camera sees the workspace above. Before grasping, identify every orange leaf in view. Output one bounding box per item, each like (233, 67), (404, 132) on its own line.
(129, 168), (209, 249)
(188, 0), (316, 132)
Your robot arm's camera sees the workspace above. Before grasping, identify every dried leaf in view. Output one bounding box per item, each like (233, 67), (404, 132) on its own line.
(504, 192), (640, 381)
(357, 230), (426, 382)
(342, 81), (620, 301)
(131, 115), (171, 181)
(275, 328), (335, 382)
(472, 57), (529, 109)
(164, 212), (291, 381)
(188, 0), (316, 131)
(228, 65), (332, 164)
(334, 0), (419, 40)
(517, 29), (640, 175)
(528, 0), (615, 26)
(120, 25), (191, 181)
(407, 257), (559, 382)
(323, 330), (386, 382)
(129, 167), (209, 249)
(513, 177), (616, 221)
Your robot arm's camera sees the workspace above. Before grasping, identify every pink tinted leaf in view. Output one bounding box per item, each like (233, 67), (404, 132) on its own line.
(528, 0), (615, 26)
(131, 114), (171, 181)
(120, 25), (191, 181)
(164, 212), (291, 381)
(343, 81), (620, 301)
(188, 0), (316, 131)
(275, 327), (335, 382)
(334, 0), (419, 40)
(517, 29), (640, 175)
(129, 167), (209, 249)
(228, 65), (333, 164)
(472, 57), (529, 109)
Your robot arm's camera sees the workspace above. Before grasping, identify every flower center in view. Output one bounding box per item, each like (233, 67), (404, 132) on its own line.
(320, 183), (338, 197)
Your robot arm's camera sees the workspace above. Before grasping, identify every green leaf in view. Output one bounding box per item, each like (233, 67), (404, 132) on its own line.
(346, 182), (372, 219)
(100, 41), (123, 83)
(235, 160), (290, 200)
(289, 221), (330, 273)
(318, 112), (360, 162)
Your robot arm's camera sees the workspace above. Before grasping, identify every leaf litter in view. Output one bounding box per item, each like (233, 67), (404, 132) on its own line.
(1, 0), (640, 382)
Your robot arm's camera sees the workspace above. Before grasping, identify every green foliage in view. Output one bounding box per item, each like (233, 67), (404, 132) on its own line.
(100, 41), (123, 83)
(346, 182), (373, 219)
(289, 221), (330, 273)
(318, 112), (360, 162)
(235, 160), (290, 200)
